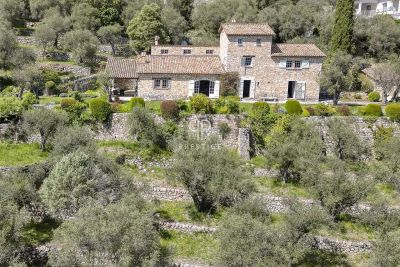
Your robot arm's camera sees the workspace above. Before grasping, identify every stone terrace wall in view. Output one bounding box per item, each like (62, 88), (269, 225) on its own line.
(95, 113), (251, 158)
(306, 116), (400, 156)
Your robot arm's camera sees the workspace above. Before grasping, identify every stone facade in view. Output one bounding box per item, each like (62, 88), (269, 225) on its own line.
(137, 74), (221, 100)
(219, 31), (323, 101)
(151, 45), (220, 56)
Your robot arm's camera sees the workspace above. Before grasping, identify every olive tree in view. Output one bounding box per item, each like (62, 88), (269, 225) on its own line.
(33, 22), (57, 59)
(22, 109), (68, 151)
(61, 29), (99, 65)
(97, 24), (122, 56)
(170, 136), (253, 213)
(40, 151), (121, 219)
(265, 119), (325, 183)
(48, 195), (166, 266)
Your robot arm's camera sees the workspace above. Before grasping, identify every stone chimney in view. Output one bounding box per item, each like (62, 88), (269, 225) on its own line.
(154, 35), (160, 46)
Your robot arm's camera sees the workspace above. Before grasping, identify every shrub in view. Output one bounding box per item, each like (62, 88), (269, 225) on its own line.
(368, 91), (381, 102)
(219, 122), (232, 140)
(129, 97), (145, 110)
(305, 106), (315, 116)
(284, 100), (302, 115)
(386, 103), (400, 121)
(22, 92), (38, 109)
(252, 102), (270, 114)
(89, 98), (112, 122)
(336, 105), (351, 116)
(314, 103), (336, 116)
(190, 94), (213, 114)
(69, 91), (82, 102)
(215, 96), (240, 114)
(160, 100), (179, 119)
(177, 99), (189, 112)
(0, 97), (23, 122)
(42, 68), (61, 84)
(360, 73), (375, 93)
(364, 104), (382, 117)
(302, 108), (310, 117)
(60, 98), (77, 109)
(45, 81), (57, 95)
(220, 72), (239, 96)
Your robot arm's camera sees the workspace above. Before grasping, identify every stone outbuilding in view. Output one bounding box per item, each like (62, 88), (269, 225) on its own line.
(106, 23), (326, 102)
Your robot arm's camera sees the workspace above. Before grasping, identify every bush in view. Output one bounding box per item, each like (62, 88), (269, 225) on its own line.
(219, 122), (232, 139)
(22, 92), (38, 109)
(60, 98), (77, 109)
(0, 97), (23, 122)
(89, 99), (112, 122)
(314, 103), (336, 116)
(160, 100), (179, 119)
(214, 96), (240, 114)
(304, 106), (315, 116)
(284, 100), (302, 115)
(368, 91), (381, 102)
(190, 94), (213, 114)
(386, 103), (400, 121)
(129, 97), (145, 110)
(42, 68), (61, 84)
(220, 72), (239, 96)
(360, 73), (375, 93)
(45, 81), (57, 95)
(365, 104), (382, 117)
(252, 102), (270, 114)
(336, 105), (351, 116)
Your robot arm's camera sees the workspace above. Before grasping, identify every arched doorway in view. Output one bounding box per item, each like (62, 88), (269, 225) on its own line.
(195, 80), (215, 97)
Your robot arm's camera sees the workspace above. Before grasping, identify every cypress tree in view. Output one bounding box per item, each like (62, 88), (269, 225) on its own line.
(330, 0), (355, 53)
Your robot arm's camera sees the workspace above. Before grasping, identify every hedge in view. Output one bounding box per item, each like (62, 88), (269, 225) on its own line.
(284, 100), (302, 115)
(386, 103), (400, 121)
(129, 97), (145, 109)
(161, 100), (180, 119)
(368, 91), (380, 102)
(89, 98), (112, 122)
(60, 98), (77, 109)
(190, 94), (213, 114)
(364, 104), (382, 117)
(253, 102), (270, 114)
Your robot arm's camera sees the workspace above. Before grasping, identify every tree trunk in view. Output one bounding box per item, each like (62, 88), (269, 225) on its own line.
(333, 90), (340, 105)
(111, 43), (116, 56)
(383, 90), (388, 104)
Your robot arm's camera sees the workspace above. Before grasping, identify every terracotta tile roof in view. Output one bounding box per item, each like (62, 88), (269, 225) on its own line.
(136, 55), (225, 75)
(220, 23), (276, 36)
(271, 43), (326, 58)
(105, 57), (138, 78)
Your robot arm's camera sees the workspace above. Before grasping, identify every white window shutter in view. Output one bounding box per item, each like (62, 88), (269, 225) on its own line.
(239, 79), (244, 98)
(301, 60), (310, 69)
(250, 80), (256, 98)
(210, 80), (220, 99)
(294, 82), (306, 100)
(279, 59), (287, 68)
(188, 80), (195, 97)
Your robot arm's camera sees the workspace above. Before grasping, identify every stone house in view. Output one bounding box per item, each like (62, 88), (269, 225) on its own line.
(355, 0), (400, 19)
(106, 23), (326, 102)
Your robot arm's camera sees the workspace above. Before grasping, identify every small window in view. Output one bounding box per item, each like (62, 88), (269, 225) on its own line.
(243, 56), (253, 67)
(209, 81), (215, 95)
(194, 81), (200, 94)
(161, 49), (169, 54)
(206, 49), (214, 54)
(183, 49), (192, 54)
(286, 60), (293, 68)
(238, 38), (243, 46)
(256, 38), (262, 46)
(294, 60), (302, 68)
(154, 79), (170, 89)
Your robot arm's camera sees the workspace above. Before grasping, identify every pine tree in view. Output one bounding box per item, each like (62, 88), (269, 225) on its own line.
(330, 0), (355, 53)
(127, 3), (169, 53)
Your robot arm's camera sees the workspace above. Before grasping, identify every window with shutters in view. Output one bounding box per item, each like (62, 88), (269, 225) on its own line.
(238, 38), (243, 46)
(256, 38), (261, 46)
(294, 60), (302, 68)
(286, 60), (293, 68)
(183, 49), (192, 54)
(161, 49), (169, 54)
(206, 49), (214, 54)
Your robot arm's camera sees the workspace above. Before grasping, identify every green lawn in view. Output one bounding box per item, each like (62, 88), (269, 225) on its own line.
(254, 176), (312, 198)
(39, 96), (63, 105)
(0, 142), (48, 166)
(155, 201), (225, 227)
(160, 230), (217, 263)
